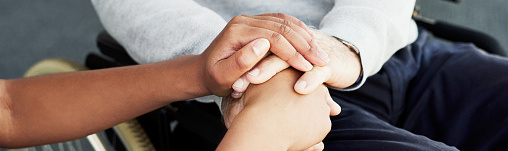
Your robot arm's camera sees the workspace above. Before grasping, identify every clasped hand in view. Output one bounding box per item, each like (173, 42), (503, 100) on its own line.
(197, 13), (361, 150)
(200, 13), (327, 96)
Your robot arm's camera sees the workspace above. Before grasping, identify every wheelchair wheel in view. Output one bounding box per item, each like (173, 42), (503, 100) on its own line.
(24, 58), (88, 77)
(113, 119), (155, 151)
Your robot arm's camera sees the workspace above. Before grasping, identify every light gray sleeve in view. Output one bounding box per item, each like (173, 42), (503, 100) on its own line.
(319, 0), (418, 90)
(91, 0), (227, 64)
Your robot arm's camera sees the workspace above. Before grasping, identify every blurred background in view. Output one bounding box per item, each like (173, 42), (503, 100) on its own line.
(1, 0), (507, 79)
(0, 0), (507, 150)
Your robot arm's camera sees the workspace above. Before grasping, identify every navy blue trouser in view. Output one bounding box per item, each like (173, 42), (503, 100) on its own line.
(324, 28), (508, 151)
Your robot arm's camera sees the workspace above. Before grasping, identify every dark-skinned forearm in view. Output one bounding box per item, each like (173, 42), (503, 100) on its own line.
(0, 55), (207, 148)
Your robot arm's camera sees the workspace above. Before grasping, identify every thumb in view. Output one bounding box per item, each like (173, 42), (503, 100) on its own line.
(217, 38), (270, 82)
(325, 91), (341, 116)
(294, 66), (330, 94)
(303, 142), (324, 151)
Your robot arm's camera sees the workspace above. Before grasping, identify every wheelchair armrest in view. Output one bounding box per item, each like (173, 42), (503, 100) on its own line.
(414, 16), (506, 57)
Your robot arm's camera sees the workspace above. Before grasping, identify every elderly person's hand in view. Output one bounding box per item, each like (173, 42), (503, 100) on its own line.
(235, 28), (361, 95)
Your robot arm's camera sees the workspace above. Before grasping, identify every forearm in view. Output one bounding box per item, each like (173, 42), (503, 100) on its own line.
(219, 107), (291, 151)
(320, 0), (417, 85)
(0, 55), (207, 148)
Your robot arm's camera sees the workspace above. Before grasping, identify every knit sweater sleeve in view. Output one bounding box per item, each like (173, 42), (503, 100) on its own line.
(91, 0), (227, 64)
(319, 0), (418, 90)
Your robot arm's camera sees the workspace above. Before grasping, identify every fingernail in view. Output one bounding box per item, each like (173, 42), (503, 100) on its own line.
(295, 80), (307, 91)
(252, 38), (269, 56)
(232, 91), (243, 99)
(233, 78), (244, 89)
(248, 68), (260, 77)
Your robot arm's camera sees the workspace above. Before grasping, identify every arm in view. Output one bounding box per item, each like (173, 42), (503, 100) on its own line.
(0, 17), (282, 147)
(0, 55), (208, 148)
(0, 13), (338, 147)
(219, 68), (336, 151)
(245, 2), (418, 94)
(319, 0), (418, 89)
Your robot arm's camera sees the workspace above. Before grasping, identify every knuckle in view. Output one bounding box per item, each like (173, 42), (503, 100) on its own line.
(276, 13), (287, 19)
(231, 15), (246, 23)
(299, 43), (313, 55)
(296, 20), (307, 28)
(278, 24), (294, 37)
(221, 27), (238, 40)
(225, 23), (242, 33)
(282, 19), (293, 27)
(228, 23), (241, 29)
(270, 32), (284, 44)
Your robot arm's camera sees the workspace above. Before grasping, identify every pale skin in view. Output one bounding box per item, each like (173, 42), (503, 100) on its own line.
(220, 68), (339, 151)
(216, 15), (361, 150)
(233, 28), (362, 97)
(0, 13), (360, 150)
(219, 27), (361, 150)
(215, 15), (360, 151)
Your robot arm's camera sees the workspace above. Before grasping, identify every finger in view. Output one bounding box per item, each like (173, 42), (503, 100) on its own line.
(325, 90), (341, 116)
(232, 74), (250, 93)
(245, 15), (312, 42)
(258, 13), (314, 38)
(246, 55), (290, 84)
(217, 38), (270, 84)
(303, 142), (325, 151)
(226, 21), (313, 71)
(242, 15), (329, 66)
(294, 66), (331, 94)
(231, 91), (244, 99)
(264, 30), (313, 72)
